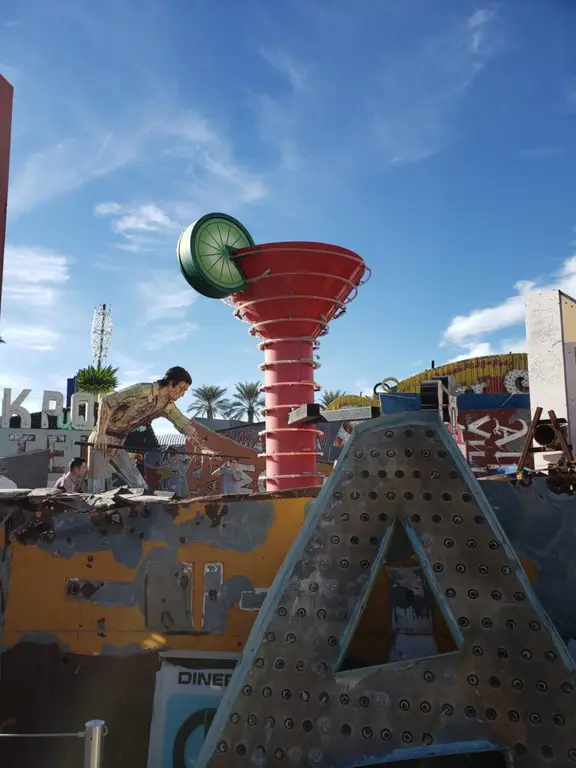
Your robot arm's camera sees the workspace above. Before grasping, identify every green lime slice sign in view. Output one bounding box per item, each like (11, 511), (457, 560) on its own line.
(177, 212), (254, 299)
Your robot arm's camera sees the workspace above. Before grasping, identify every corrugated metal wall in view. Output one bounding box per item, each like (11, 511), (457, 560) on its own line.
(397, 353), (529, 394)
(0, 75), (14, 316)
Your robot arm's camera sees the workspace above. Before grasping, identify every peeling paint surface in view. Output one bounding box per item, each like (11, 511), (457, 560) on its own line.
(0, 493), (307, 653)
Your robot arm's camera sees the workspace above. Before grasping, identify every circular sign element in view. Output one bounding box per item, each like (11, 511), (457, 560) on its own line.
(177, 213), (253, 299)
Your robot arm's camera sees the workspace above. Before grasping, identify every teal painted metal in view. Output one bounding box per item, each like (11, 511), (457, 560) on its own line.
(177, 213), (253, 299)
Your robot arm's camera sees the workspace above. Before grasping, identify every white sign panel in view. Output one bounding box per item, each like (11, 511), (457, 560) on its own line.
(1, 389), (95, 430)
(147, 652), (239, 768)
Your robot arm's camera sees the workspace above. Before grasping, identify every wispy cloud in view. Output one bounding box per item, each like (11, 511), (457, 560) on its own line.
(253, 6), (500, 177)
(446, 338), (527, 364)
(145, 322), (199, 351)
(138, 273), (197, 322)
(260, 48), (311, 92)
(0, 244), (72, 351)
(8, 41), (267, 220)
(95, 201), (176, 252)
(254, 48), (314, 173)
(441, 253), (576, 358)
(518, 146), (563, 160)
(373, 7), (500, 164)
(9, 125), (149, 217)
(566, 78), (576, 112)
(3, 244), (70, 308)
(0, 325), (61, 352)
(90, 114), (267, 250)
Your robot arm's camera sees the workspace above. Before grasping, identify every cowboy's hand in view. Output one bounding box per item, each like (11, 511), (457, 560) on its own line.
(92, 434), (109, 451)
(182, 423), (202, 443)
(200, 438), (218, 457)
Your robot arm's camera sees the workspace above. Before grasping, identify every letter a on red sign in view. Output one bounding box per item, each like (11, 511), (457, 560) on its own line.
(197, 412), (576, 767)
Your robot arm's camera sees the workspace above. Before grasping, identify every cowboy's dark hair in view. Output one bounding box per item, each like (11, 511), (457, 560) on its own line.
(69, 457), (86, 471)
(156, 366), (192, 387)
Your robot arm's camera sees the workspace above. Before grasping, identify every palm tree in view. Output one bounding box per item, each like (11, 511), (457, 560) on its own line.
(320, 389), (346, 409)
(76, 364), (119, 395)
(223, 381), (264, 423)
(187, 384), (228, 419)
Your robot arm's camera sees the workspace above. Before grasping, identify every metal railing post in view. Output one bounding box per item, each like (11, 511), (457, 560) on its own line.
(83, 720), (105, 768)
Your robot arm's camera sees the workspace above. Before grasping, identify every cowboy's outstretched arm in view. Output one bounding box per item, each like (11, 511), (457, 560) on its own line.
(164, 402), (217, 454)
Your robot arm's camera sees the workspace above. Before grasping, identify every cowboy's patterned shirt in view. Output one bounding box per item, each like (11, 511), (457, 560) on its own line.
(100, 383), (190, 439)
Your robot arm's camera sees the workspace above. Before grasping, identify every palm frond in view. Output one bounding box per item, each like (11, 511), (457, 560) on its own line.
(320, 389), (346, 409)
(187, 384), (228, 419)
(76, 364), (119, 395)
(225, 381), (264, 423)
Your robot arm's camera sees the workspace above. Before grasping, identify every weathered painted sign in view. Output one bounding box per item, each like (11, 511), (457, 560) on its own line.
(1, 388), (95, 430)
(0, 429), (90, 482)
(147, 652), (239, 768)
(460, 407), (531, 475)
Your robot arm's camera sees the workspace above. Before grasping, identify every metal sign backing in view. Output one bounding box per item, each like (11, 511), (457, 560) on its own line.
(197, 412), (576, 767)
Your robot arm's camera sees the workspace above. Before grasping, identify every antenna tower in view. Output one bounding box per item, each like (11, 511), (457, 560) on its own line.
(91, 303), (113, 367)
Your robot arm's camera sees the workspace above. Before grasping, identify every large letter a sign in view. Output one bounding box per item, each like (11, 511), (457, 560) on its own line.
(197, 412), (576, 767)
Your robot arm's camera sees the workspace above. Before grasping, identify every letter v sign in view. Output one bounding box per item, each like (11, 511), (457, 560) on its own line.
(197, 412), (576, 767)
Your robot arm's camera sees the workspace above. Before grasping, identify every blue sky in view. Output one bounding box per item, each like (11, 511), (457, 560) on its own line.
(1, 0), (575, 430)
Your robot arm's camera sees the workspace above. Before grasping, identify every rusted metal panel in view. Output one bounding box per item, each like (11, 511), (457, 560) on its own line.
(202, 562), (224, 632)
(239, 588), (268, 612)
(197, 411), (576, 767)
(144, 559), (193, 633)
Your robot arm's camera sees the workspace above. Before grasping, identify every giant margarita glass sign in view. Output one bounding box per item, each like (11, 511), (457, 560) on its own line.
(1, 388), (96, 431)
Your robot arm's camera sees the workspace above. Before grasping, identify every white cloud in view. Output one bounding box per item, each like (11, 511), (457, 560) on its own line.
(90, 117), (267, 251)
(138, 274), (197, 322)
(9, 131), (144, 218)
(1, 247), (71, 343)
(10, 76), (267, 219)
(0, 325), (61, 352)
(3, 244), (70, 305)
(443, 288), (529, 346)
(95, 201), (177, 252)
(441, 254), (576, 358)
(4, 249), (69, 285)
(446, 338), (527, 364)
(95, 202), (174, 233)
(467, 9), (496, 54)
(145, 322), (199, 351)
